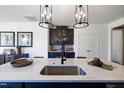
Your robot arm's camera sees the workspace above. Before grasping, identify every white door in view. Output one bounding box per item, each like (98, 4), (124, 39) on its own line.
(78, 33), (99, 58)
(111, 29), (123, 64)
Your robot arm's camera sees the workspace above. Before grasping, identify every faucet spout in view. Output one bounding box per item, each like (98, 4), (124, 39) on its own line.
(61, 51), (66, 64)
(61, 42), (66, 64)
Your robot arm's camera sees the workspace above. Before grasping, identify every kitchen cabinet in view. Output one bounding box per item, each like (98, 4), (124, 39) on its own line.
(1, 58), (124, 88)
(0, 82), (23, 88)
(106, 83), (124, 88)
(25, 82), (106, 88)
(48, 52), (75, 58)
(1, 82), (124, 88)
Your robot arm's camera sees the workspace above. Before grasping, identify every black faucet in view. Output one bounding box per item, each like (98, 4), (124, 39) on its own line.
(61, 42), (66, 64)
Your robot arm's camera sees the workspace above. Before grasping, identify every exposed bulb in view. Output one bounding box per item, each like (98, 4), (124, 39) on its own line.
(46, 16), (50, 20)
(75, 14), (78, 18)
(49, 13), (52, 17)
(80, 11), (83, 15)
(78, 16), (81, 19)
(43, 10), (46, 15)
(41, 14), (44, 17)
(83, 13), (86, 17)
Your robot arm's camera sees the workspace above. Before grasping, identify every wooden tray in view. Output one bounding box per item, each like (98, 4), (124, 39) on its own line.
(10, 59), (33, 67)
(88, 61), (113, 71)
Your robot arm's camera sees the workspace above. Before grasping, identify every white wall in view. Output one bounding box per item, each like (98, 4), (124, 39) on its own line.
(74, 24), (108, 60)
(0, 22), (48, 58)
(0, 22), (108, 60)
(108, 17), (124, 61)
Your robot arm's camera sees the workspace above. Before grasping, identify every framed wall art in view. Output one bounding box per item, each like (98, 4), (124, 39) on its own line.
(17, 32), (33, 47)
(0, 32), (15, 47)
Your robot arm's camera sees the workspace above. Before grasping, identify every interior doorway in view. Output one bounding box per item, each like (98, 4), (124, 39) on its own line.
(111, 27), (124, 65)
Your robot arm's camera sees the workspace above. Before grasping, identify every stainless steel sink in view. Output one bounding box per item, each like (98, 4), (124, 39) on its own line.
(40, 65), (87, 75)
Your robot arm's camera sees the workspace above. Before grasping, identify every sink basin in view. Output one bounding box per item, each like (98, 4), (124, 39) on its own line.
(40, 65), (87, 75)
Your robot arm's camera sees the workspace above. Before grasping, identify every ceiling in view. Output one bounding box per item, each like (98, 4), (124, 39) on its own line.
(0, 5), (124, 26)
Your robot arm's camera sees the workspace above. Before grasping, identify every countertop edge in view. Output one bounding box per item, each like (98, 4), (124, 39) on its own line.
(1, 80), (124, 83)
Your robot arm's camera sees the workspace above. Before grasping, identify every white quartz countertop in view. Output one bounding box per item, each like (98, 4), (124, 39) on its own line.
(0, 58), (124, 82)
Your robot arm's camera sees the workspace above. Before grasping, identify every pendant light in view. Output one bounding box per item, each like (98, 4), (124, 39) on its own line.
(73, 5), (89, 28)
(39, 5), (54, 28)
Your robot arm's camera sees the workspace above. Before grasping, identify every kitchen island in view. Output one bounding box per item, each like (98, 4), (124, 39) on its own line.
(0, 58), (124, 88)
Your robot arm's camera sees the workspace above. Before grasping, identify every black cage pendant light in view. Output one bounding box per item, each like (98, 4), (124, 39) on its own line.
(73, 5), (89, 28)
(39, 5), (54, 28)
